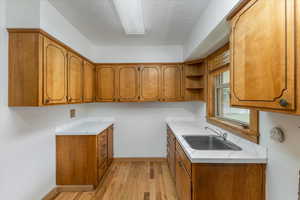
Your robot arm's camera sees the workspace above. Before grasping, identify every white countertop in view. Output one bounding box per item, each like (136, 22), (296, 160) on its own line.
(55, 117), (115, 135)
(167, 120), (267, 164)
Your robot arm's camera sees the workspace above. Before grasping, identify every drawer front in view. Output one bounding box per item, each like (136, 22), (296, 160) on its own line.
(176, 141), (191, 177)
(98, 161), (107, 183)
(97, 131), (108, 167)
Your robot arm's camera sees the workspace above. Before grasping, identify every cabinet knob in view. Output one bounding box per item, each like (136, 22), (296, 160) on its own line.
(279, 99), (289, 107)
(45, 99), (50, 104)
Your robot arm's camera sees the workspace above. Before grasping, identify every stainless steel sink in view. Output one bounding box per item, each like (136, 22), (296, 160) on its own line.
(182, 135), (242, 151)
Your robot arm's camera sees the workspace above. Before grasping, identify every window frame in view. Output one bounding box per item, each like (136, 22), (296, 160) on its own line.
(207, 65), (259, 144)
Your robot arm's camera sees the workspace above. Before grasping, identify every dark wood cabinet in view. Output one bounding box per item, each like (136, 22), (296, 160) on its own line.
(56, 125), (114, 188)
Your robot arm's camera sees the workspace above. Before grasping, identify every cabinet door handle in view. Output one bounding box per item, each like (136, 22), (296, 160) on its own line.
(279, 99), (289, 107)
(45, 99), (50, 104)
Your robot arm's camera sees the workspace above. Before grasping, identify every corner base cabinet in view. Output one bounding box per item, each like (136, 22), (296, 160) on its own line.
(167, 127), (266, 200)
(56, 125), (114, 188)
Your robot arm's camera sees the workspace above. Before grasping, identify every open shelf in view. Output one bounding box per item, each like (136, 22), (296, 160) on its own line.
(183, 62), (206, 101)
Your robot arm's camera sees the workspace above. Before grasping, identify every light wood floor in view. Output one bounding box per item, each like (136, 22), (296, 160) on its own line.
(53, 160), (178, 200)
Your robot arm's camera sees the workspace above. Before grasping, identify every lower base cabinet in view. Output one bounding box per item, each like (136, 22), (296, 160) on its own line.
(56, 125), (114, 188)
(167, 127), (266, 200)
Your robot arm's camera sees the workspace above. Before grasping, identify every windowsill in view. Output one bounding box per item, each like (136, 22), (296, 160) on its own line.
(206, 116), (259, 144)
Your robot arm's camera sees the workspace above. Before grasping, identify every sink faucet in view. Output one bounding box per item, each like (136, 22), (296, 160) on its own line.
(204, 126), (228, 141)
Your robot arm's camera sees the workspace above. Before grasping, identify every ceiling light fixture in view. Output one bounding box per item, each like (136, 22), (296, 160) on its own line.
(113, 0), (145, 35)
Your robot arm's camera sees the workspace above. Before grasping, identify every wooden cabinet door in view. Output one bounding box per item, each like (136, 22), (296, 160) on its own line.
(43, 38), (68, 105)
(161, 65), (182, 102)
(140, 65), (160, 101)
(83, 61), (95, 103)
(107, 126), (114, 167)
(230, 0), (295, 110)
(97, 131), (108, 182)
(96, 66), (116, 102)
(68, 52), (83, 104)
(116, 65), (140, 102)
(176, 151), (191, 200)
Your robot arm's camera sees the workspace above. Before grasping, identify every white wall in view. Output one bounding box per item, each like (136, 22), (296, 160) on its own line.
(1, 1), (90, 199)
(40, 0), (93, 60)
(86, 102), (199, 157)
(6, 0), (40, 28)
(183, 0), (241, 60)
(92, 45), (183, 63)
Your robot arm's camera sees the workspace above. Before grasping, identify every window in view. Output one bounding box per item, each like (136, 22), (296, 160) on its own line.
(214, 71), (250, 126)
(206, 44), (259, 143)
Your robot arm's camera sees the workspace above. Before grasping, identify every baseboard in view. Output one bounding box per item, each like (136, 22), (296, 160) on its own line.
(114, 157), (167, 162)
(42, 188), (59, 200)
(56, 185), (94, 192)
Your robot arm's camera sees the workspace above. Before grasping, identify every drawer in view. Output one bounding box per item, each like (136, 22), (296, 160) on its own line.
(176, 141), (191, 177)
(98, 161), (107, 182)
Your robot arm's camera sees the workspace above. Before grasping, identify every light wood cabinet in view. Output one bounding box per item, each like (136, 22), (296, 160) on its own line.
(167, 126), (176, 179)
(140, 65), (161, 101)
(161, 64), (182, 102)
(116, 65), (140, 102)
(8, 29), (91, 106)
(56, 125), (114, 188)
(43, 37), (68, 105)
(229, 0), (296, 111)
(167, 128), (265, 200)
(68, 52), (83, 104)
(176, 147), (192, 200)
(107, 126), (114, 167)
(96, 65), (116, 102)
(83, 61), (95, 103)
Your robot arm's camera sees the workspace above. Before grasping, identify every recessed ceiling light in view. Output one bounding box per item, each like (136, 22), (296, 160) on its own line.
(113, 0), (145, 35)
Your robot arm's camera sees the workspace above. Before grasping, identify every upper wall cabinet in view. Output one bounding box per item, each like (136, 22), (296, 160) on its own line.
(95, 65), (116, 102)
(229, 0), (296, 111)
(68, 52), (83, 104)
(161, 64), (183, 102)
(8, 29), (92, 106)
(140, 65), (161, 102)
(83, 61), (95, 103)
(116, 65), (140, 102)
(43, 37), (68, 105)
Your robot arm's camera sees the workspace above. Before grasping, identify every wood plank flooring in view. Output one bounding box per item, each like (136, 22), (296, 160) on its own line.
(53, 160), (178, 200)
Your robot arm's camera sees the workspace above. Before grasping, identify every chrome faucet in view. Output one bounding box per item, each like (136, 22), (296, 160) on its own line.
(204, 126), (228, 141)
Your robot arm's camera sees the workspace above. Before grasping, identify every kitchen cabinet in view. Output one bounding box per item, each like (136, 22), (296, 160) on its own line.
(83, 61), (95, 103)
(140, 65), (161, 101)
(43, 37), (68, 105)
(161, 64), (183, 102)
(107, 125), (114, 167)
(68, 52), (83, 104)
(176, 144), (192, 200)
(228, 0), (296, 111)
(167, 128), (265, 200)
(56, 125), (114, 188)
(167, 126), (176, 179)
(96, 65), (116, 102)
(116, 65), (140, 102)
(8, 29), (92, 106)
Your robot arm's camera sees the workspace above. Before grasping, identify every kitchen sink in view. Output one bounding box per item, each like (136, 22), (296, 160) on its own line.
(182, 135), (242, 151)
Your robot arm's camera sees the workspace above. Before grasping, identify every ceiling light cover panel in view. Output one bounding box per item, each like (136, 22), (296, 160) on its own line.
(113, 0), (145, 35)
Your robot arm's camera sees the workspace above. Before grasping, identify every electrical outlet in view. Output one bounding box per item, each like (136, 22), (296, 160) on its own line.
(70, 109), (76, 118)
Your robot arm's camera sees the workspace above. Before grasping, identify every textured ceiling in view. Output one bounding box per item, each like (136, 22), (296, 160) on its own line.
(48, 0), (210, 46)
